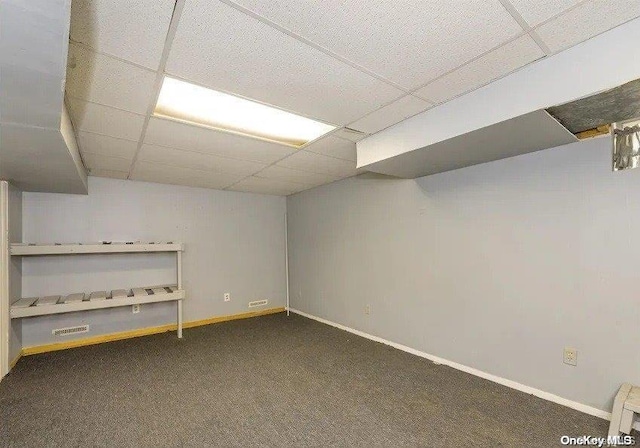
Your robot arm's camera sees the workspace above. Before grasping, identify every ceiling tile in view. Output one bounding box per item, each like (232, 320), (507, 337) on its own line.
(144, 118), (296, 164)
(67, 98), (145, 141)
(88, 169), (129, 180)
(415, 36), (545, 104)
(277, 150), (357, 178)
(138, 144), (266, 176)
(66, 43), (157, 114)
(254, 165), (334, 186)
(82, 152), (132, 172)
(228, 176), (308, 196)
(507, 0), (584, 27)
(77, 132), (139, 159)
(131, 161), (244, 190)
(227, 0), (522, 90)
(536, 1), (640, 53)
(332, 128), (369, 142)
(165, 0), (404, 125)
(70, 0), (175, 69)
(304, 135), (356, 161)
(349, 95), (432, 134)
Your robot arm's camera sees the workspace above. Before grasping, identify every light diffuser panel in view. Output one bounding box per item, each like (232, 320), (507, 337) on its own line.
(154, 77), (335, 147)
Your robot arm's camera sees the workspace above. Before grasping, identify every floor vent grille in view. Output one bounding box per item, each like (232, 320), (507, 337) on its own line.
(248, 300), (268, 308)
(52, 325), (89, 336)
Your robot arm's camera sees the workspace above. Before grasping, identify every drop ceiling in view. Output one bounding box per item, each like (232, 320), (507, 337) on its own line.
(63, 0), (640, 196)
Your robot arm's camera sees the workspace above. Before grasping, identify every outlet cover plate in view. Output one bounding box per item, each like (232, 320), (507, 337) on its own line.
(563, 347), (577, 366)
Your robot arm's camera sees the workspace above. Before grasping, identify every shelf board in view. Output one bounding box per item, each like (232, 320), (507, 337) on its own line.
(11, 289), (185, 318)
(11, 242), (184, 256)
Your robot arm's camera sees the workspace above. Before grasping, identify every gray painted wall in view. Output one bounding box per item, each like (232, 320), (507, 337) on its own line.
(287, 136), (640, 413)
(21, 177), (286, 346)
(9, 184), (22, 363)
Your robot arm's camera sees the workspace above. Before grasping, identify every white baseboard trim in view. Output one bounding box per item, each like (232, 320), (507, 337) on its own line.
(290, 308), (632, 428)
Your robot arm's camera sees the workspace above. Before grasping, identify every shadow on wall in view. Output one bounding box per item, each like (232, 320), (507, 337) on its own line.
(413, 136), (611, 198)
(355, 172), (404, 181)
(357, 137), (612, 208)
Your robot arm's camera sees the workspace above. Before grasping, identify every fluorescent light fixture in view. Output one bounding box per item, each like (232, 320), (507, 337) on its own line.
(154, 77), (335, 147)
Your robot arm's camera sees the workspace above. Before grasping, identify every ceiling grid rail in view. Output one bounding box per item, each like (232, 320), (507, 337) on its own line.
(50, 0), (640, 195)
(497, 0), (552, 54)
(214, 0), (602, 136)
(126, 0), (187, 179)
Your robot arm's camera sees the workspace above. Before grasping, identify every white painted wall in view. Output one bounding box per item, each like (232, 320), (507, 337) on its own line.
(9, 184), (22, 363)
(21, 177), (286, 346)
(287, 136), (640, 413)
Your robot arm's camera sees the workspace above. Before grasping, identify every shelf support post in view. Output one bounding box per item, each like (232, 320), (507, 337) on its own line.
(177, 250), (183, 338)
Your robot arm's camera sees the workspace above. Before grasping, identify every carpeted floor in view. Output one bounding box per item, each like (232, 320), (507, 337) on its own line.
(0, 313), (618, 447)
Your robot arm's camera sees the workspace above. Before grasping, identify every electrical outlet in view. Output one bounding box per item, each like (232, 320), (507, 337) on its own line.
(563, 347), (577, 366)
(132, 304), (140, 314)
(224, 293), (231, 302)
(364, 304), (371, 315)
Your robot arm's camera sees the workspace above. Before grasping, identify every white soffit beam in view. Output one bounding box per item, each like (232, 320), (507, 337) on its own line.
(357, 17), (640, 171)
(59, 104), (89, 192)
(0, 104), (88, 194)
(0, 0), (69, 129)
(0, 1), (87, 194)
(363, 110), (578, 179)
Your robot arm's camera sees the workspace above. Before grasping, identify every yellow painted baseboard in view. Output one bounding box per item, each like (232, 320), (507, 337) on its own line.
(21, 307), (285, 356)
(182, 307), (284, 329)
(9, 352), (21, 369)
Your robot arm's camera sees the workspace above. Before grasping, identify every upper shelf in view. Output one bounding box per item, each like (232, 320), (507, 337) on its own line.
(10, 242), (184, 256)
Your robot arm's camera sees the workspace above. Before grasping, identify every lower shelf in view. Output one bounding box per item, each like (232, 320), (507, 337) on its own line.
(10, 286), (185, 319)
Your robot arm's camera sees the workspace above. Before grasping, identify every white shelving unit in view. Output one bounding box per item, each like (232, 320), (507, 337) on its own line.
(11, 242), (183, 256)
(10, 242), (185, 338)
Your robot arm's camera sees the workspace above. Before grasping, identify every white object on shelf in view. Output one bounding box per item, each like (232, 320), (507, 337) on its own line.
(10, 287), (184, 318)
(62, 293), (85, 303)
(10, 242), (184, 256)
(151, 287), (168, 295)
(89, 291), (107, 301)
(132, 288), (147, 297)
(12, 297), (37, 308)
(36, 295), (60, 306)
(111, 289), (129, 299)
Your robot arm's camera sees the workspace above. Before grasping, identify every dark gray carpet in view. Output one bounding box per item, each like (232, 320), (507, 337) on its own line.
(0, 313), (617, 447)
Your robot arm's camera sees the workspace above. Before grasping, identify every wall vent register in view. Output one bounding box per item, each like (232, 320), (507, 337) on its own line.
(52, 325), (89, 337)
